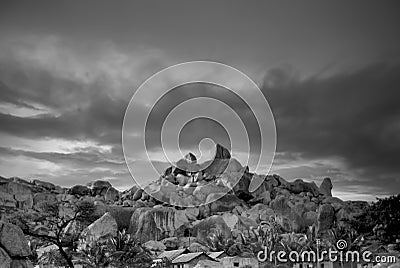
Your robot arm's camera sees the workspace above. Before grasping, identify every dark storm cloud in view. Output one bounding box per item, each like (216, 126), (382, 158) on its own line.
(263, 63), (400, 194)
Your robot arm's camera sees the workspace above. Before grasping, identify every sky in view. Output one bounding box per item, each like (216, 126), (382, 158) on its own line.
(0, 0), (399, 201)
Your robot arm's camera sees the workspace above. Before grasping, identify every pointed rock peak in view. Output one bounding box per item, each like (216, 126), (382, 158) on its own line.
(214, 144), (231, 159)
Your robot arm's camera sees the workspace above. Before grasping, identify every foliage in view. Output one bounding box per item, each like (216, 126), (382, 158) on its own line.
(351, 194), (400, 243)
(75, 229), (153, 268)
(11, 199), (98, 268)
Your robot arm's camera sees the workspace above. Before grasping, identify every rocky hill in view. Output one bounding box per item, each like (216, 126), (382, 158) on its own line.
(0, 144), (370, 266)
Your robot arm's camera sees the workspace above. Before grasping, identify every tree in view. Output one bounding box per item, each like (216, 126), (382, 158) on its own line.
(11, 200), (97, 268)
(351, 194), (400, 243)
(75, 229), (153, 268)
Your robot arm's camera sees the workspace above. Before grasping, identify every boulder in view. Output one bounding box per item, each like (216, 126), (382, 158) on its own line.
(143, 240), (166, 252)
(193, 184), (228, 203)
(132, 188), (143, 201)
(32, 179), (56, 191)
(68, 185), (90, 196)
(129, 207), (188, 242)
(0, 181), (33, 209)
(161, 237), (180, 250)
(189, 242), (210, 253)
(0, 191), (16, 208)
(105, 187), (119, 202)
(322, 197), (344, 211)
(10, 260), (34, 268)
(87, 180), (112, 196)
(317, 204), (335, 232)
(207, 194), (242, 213)
(0, 222), (31, 257)
(287, 179), (320, 197)
(191, 215), (232, 244)
(270, 195), (291, 215)
(0, 247), (11, 268)
(80, 212), (118, 248)
(33, 192), (57, 210)
(219, 169), (252, 200)
(185, 152), (197, 163)
(185, 207), (200, 221)
(319, 177), (333, 197)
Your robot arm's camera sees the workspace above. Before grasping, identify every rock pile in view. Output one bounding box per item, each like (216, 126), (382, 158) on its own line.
(0, 144), (371, 261)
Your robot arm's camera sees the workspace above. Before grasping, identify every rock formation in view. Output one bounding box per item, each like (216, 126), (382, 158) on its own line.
(0, 143), (375, 265)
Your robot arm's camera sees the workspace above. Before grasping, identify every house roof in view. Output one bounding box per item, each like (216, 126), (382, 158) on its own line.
(208, 251), (226, 259)
(172, 252), (216, 264)
(157, 249), (189, 261)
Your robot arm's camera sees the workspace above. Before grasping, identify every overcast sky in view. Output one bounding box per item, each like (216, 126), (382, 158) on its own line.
(0, 0), (399, 201)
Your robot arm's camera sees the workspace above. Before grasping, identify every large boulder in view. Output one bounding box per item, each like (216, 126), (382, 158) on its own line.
(143, 240), (166, 252)
(0, 248), (11, 268)
(191, 215), (232, 244)
(10, 260), (34, 268)
(319, 178), (333, 197)
(128, 207), (188, 242)
(32, 179), (56, 191)
(33, 192), (57, 210)
(0, 222), (31, 257)
(0, 191), (16, 208)
(286, 179), (320, 197)
(80, 212), (118, 248)
(192, 184), (228, 203)
(68, 185), (90, 196)
(317, 204), (335, 232)
(207, 194), (243, 213)
(104, 187), (119, 202)
(87, 180), (112, 196)
(322, 197), (344, 211)
(132, 188), (143, 201)
(0, 181), (33, 209)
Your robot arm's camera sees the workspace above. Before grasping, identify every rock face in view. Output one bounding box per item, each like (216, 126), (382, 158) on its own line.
(0, 221), (33, 268)
(0, 181), (33, 209)
(129, 207), (189, 242)
(191, 215), (232, 244)
(319, 177), (333, 197)
(80, 212), (118, 248)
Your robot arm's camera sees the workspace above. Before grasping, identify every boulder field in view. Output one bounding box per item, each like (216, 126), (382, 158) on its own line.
(0, 144), (369, 258)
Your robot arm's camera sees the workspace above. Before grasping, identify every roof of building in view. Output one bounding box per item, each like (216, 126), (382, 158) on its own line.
(172, 252), (216, 264)
(208, 251), (226, 259)
(157, 249), (189, 261)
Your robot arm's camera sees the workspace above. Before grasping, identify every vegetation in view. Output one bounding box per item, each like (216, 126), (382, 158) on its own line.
(75, 229), (153, 268)
(351, 194), (400, 243)
(12, 200), (97, 268)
